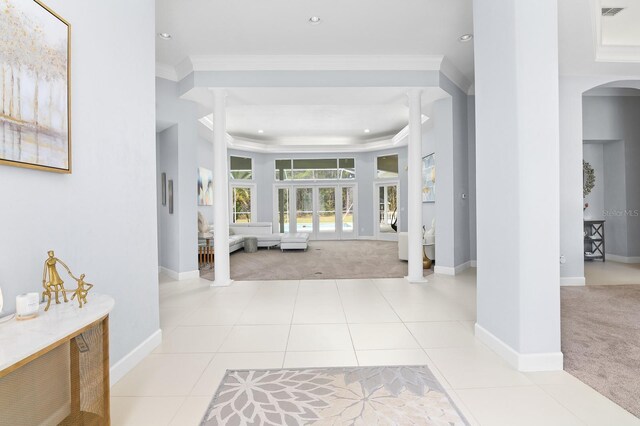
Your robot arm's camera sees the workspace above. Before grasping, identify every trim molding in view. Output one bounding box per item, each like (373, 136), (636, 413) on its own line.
(159, 266), (200, 281)
(470, 260), (477, 268)
(475, 324), (563, 372)
(110, 329), (162, 386)
(560, 276), (586, 286)
(159, 54), (472, 93)
(606, 254), (640, 264)
(434, 261), (471, 276)
(156, 62), (178, 81)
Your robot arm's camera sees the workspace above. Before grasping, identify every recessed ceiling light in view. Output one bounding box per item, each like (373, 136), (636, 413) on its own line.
(158, 32), (172, 40)
(309, 16), (321, 24)
(258, 129), (264, 134)
(364, 129), (371, 133)
(459, 34), (473, 42)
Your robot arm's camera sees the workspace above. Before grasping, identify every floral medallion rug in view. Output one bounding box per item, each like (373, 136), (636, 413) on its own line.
(200, 366), (469, 425)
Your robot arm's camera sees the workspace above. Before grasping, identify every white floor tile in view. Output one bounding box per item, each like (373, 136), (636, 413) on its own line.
(425, 345), (533, 389)
(287, 324), (353, 351)
(455, 386), (583, 426)
(190, 352), (285, 396)
(218, 325), (290, 352)
(341, 301), (401, 323)
(154, 326), (231, 353)
(179, 306), (243, 326)
(283, 351), (358, 368)
(169, 396), (212, 426)
(405, 321), (477, 348)
(111, 354), (213, 396)
(236, 304), (294, 325)
(356, 349), (429, 366)
(292, 302), (346, 324)
(348, 323), (420, 350)
(111, 397), (185, 426)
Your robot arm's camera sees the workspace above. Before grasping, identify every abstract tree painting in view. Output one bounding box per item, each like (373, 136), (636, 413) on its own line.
(0, 0), (70, 172)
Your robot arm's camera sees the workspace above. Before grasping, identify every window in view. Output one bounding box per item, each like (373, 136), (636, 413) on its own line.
(275, 158), (356, 181)
(230, 156), (253, 180)
(231, 185), (254, 223)
(376, 155), (399, 179)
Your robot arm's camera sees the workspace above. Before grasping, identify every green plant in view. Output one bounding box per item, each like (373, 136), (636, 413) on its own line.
(583, 160), (596, 197)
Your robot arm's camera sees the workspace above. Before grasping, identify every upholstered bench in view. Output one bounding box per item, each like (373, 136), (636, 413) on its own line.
(280, 233), (310, 251)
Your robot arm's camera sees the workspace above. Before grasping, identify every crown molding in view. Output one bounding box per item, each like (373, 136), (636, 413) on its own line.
(156, 62), (178, 81)
(159, 54), (473, 93)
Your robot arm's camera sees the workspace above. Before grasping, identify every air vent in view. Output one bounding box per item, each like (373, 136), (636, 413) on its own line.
(601, 7), (625, 16)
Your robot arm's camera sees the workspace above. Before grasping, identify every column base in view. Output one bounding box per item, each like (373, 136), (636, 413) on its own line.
(475, 323), (564, 371)
(405, 276), (429, 284)
(212, 279), (234, 288)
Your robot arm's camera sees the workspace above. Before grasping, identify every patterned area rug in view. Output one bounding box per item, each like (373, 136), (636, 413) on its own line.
(200, 366), (468, 425)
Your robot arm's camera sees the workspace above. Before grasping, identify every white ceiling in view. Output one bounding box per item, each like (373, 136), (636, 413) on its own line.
(601, 0), (640, 46)
(156, 0), (475, 81)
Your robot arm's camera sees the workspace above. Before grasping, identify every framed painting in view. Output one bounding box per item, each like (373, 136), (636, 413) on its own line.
(0, 0), (71, 173)
(422, 153), (435, 203)
(198, 167), (213, 206)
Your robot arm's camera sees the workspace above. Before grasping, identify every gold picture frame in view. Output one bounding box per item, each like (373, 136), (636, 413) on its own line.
(0, 0), (72, 173)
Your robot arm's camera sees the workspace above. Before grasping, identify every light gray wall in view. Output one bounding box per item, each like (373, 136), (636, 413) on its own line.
(468, 96), (477, 262)
(157, 126), (180, 272)
(0, 0), (158, 365)
(583, 95), (640, 257)
(156, 77), (199, 273)
(603, 141), (628, 256)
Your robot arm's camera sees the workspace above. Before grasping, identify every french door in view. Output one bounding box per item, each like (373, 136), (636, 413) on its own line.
(375, 182), (399, 241)
(275, 184), (356, 240)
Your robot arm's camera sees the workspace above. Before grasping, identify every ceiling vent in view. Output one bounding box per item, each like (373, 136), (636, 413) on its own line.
(601, 7), (625, 16)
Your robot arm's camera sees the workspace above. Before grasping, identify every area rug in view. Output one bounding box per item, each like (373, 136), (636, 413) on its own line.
(200, 366), (468, 425)
(200, 240), (434, 281)
(561, 285), (640, 417)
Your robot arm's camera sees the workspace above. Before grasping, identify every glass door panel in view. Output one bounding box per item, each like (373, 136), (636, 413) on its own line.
(296, 187), (314, 233)
(342, 186), (355, 235)
(277, 187), (290, 233)
(317, 187), (337, 239)
(377, 184), (398, 240)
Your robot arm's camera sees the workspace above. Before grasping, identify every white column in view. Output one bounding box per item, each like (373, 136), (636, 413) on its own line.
(407, 89), (426, 283)
(473, 0), (562, 370)
(211, 89), (232, 287)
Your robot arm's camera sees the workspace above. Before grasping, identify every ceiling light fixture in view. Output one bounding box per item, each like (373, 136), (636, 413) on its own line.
(258, 129), (264, 134)
(158, 32), (172, 40)
(364, 129), (371, 134)
(459, 34), (473, 42)
(309, 16), (321, 25)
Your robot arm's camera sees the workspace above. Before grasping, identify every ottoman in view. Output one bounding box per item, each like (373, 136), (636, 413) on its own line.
(280, 233), (310, 251)
(244, 236), (258, 253)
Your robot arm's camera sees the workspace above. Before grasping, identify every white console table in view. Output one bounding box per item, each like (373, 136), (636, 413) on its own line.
(0, 294), (114, 425)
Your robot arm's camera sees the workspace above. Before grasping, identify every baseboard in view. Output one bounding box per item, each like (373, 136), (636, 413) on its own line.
(159, 266), (200, 281)
(560, 277), (586, 286)
(357, 236), (378, 241)
(470, 260), (477, 268)
(434, 261), (471, 276)
(475, 323), (563, 372)
(110, 329), (162, 386)
(605, 254), (640, 264)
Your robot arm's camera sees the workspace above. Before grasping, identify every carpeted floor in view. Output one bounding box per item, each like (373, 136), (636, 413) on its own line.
(561, 285), (640, 417)
(201, 366), (468, 425)
(201, 240), (434, 281)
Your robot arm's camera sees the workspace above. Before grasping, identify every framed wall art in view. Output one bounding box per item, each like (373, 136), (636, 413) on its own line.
(422, 153), (435, 203)
(198, 167), (213, 206)
(0, 0), (71, 173)
(161, 173), (167, 206)
(168, 180), (174, 214)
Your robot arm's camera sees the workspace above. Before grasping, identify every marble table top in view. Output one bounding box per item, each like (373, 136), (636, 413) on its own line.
(0, 293), (114, 373)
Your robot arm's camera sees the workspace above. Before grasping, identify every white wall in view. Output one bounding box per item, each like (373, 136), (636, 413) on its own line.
(0, 0), (158, 365)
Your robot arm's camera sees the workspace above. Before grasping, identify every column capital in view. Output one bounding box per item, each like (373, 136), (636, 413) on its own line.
(209, 88), (228, 97)
(406, 88), (424, 100)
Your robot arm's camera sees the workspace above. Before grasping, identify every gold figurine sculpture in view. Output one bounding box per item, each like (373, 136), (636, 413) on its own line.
(67, 273), (93, 308)
(42, 250), (70, 311)
(42, 250), (95, 311)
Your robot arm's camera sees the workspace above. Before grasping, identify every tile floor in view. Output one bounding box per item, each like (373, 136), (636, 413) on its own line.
(111, 270), (640, 426)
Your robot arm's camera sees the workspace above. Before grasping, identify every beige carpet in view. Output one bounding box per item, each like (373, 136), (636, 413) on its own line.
(201, 240), (433, 281)
(201, 366), (468, 425)
(561, 285), (640, 417)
